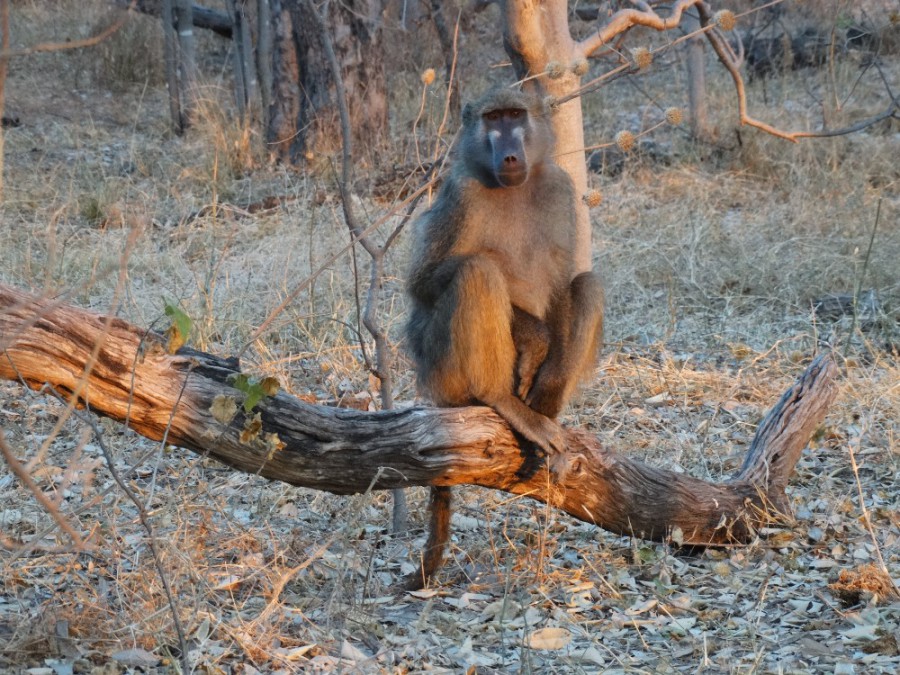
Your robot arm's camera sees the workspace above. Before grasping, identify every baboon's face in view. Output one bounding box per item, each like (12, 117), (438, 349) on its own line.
(481, 106), (531, 187)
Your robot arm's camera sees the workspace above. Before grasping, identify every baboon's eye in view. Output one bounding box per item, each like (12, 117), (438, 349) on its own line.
(484, 110), (501, 122)
(508, 109), (523, 119)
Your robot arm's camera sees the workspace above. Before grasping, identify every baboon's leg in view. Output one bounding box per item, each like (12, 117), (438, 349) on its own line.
(512, 307), (550, 401)
(527, 271), (604, 418)
(404, 486), (452, 590)
(566, 270), (604, 378)
(433, 256), (565, 454)
(444, 256), (516, 403)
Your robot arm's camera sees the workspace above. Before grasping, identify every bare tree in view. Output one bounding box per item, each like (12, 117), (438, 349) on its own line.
(497, 0), (898, 271)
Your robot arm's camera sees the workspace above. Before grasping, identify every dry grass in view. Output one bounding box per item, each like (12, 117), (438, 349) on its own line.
(0, 1), (898, 672)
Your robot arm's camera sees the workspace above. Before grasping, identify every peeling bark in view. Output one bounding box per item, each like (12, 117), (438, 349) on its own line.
(0, 284), (838, 546)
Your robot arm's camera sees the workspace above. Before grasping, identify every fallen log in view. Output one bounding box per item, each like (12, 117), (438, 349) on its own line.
(115, 0), (234, 39)
(0, 283), (838, 545)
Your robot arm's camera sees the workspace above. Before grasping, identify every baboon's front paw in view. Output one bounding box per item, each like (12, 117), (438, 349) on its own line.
(532, 419), (570, 481)
(546, 449), (572, 482)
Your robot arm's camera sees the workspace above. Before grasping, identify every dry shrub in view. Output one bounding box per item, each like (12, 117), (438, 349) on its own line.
(190, 94), (262, 180)
(85, 10), (165, 90)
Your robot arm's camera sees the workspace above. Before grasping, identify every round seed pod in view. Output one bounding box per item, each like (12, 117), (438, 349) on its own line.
(632, 47), (653, 70)
(615, 130), (636, 152)
(584, 189), (603, 208)
(665, 107), (684, 126)
(714, 10), (737, 32)
(421, 68), (436, 86)
(546, 61), (565, 79)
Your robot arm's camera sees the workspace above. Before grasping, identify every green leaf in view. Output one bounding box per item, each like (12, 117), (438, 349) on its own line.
(243, 388), (264, 413)
(163, 300), (192, 354)
(227, 373), (280, 413)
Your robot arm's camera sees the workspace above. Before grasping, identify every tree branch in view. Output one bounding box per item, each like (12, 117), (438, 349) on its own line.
(1, 1), (136, 58)
(696, 2), (898, 142)
(0, 428), (94, 551)
(114, 0), (233, 39)
(1, 284), (839, 547)
(577, 0), (702, 60)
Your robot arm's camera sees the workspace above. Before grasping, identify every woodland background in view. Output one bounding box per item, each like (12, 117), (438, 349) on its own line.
(0, 0), (898, 672)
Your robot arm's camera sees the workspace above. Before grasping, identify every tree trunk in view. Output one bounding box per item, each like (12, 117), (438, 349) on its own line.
(683, 10), (711, 139)
(161, 0), (183, 133)
(265, 0), (387, 165)
(267, 0), (302, 163)
(237, 1), (259, 119)
(0, 283), (838, 546)
(501, 0), (593, 272)
(226, 0), (248, 120)
(225, 0), (258, 123)
(173, 0), (199, 124)
(257, 0), (274, 131)
(686, 37), (709, 138)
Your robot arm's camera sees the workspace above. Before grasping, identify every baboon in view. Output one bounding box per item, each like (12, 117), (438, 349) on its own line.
(405, 87), (604, 588)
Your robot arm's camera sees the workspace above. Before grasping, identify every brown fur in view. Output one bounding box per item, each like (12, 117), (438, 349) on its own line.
(404, 88), (604, 588)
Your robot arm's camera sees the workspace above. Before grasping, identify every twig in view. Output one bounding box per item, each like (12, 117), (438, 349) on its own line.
(0, 428), (94, 551)
(430, 14), (461, 168)
(251, 536), (336, 626)
(697, 2), (898, 142)
(555, 118), (668, 157)
(0, 1), (136, 58)
(846, 418), (900, 600)
(5, 440), (167, 562)
(303, 0), (408, 530)
(25, 228), (141, 472)
(844, 199), (882, 357)
(412, 75), (430, 172)
(74, 407), (191, 673)
(236, 178), (435, 356)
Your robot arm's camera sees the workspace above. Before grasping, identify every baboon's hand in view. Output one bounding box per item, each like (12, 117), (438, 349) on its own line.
(532, 416), (567, 455)
(526, 416), (571, 481)
(492, 397), (570, 480)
